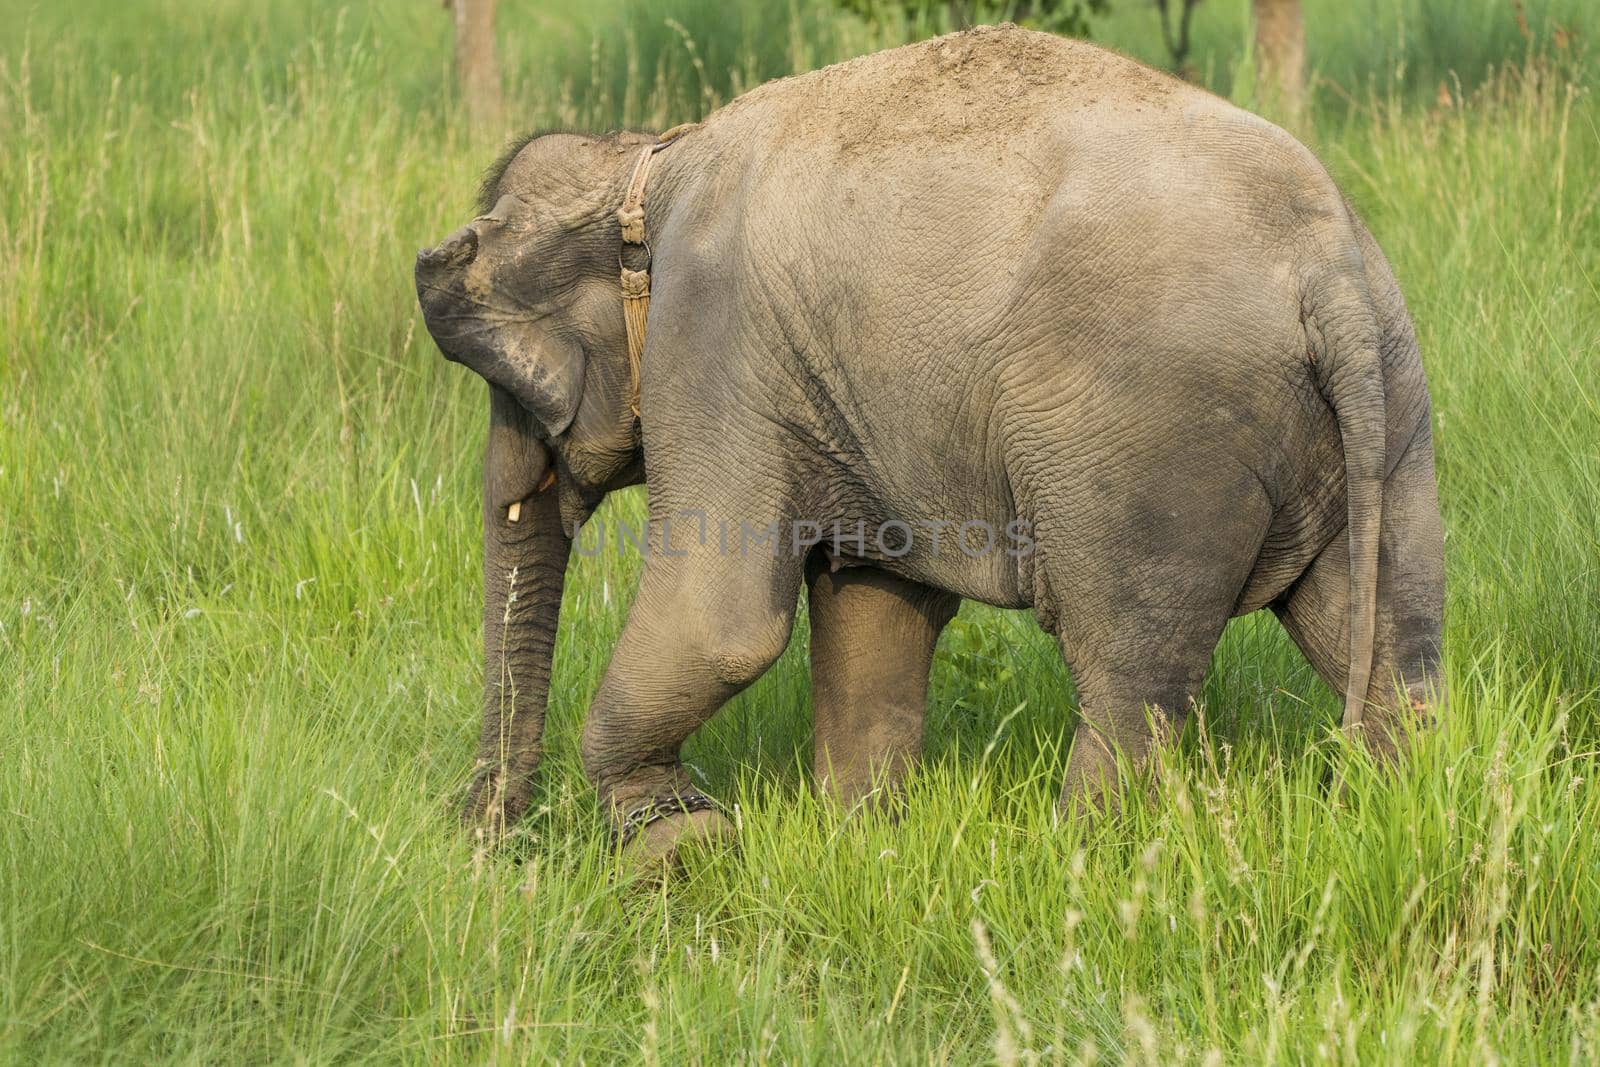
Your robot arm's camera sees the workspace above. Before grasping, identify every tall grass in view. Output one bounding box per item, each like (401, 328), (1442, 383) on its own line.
(1092, 0), (1593, 108)
(1, 0), (1597, 1061)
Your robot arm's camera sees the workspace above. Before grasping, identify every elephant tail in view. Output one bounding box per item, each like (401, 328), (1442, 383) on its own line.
(1303, 251), (1386, 736)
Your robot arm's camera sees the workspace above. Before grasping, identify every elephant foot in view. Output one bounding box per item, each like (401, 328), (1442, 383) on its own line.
(461, 765), (537, 846)
(612, 791), (736, 873)
(1057, 780), (1119, 824)
(817, 774), (911, 820)
(1345, 682), (1447, 766)
(1057, 722), (1128, 820)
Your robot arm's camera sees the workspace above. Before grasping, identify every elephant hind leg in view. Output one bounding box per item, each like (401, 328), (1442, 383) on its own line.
(1057, 617), (1227, 816)
(1274, 428), (1446, 759)
(805, 559), (958, 811)
(1049, 559), (1250, 817)
(1045, 464), (1272, 816)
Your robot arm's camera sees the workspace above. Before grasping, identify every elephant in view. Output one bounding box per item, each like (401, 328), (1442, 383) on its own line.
(415, 25), (1445, 864)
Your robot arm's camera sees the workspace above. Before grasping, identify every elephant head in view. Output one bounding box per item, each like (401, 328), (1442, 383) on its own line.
(414, 132), (650, 835)
(415, 198), (585, 441)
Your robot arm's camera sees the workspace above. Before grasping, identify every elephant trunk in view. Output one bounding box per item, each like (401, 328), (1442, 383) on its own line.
(462, 385), (570, 838)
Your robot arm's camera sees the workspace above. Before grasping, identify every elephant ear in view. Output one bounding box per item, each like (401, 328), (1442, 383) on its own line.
(510, 330), (586, 440)
(499, 329), (588, 438)
(485, 383), (553, 510)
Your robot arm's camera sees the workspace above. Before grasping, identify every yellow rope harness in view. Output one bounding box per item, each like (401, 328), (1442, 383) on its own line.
(617, 123), (699, 419)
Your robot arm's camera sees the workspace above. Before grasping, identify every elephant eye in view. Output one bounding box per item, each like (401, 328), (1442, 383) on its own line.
(475, 193), (523, 227)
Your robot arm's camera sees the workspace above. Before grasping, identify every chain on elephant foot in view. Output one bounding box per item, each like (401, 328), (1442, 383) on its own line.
(609, 791), (737, 874)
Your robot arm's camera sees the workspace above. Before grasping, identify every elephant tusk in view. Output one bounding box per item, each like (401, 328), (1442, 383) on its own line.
(506, 469), (557, 523)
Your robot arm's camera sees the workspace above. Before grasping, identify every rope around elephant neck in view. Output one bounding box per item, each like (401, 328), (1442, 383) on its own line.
(617, 123), (699, 420)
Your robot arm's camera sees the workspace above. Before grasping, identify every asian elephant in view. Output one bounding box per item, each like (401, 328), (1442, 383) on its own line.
(415, 25), (1445, 863)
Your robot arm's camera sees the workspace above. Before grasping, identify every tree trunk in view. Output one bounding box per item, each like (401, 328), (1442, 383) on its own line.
(1252, 0), (1305, 122)
(462, 385), (569, 841)
(448, 0), (502, 130)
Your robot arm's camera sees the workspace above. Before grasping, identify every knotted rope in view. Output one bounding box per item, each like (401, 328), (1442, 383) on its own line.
(618, 122), (698, 419)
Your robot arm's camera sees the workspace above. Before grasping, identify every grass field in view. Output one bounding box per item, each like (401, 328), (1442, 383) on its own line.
(2, 0), (1599, 1061)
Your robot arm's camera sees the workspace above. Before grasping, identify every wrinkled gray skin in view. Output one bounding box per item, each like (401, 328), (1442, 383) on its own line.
(416, 26), (1444, 861)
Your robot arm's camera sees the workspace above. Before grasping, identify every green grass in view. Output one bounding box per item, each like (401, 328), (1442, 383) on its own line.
(3, 0), (1599, 1061)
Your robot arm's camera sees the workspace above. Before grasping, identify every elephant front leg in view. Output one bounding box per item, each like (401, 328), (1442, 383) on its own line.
(580, 545), (803, 868)
(806, 560), (958, 811)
